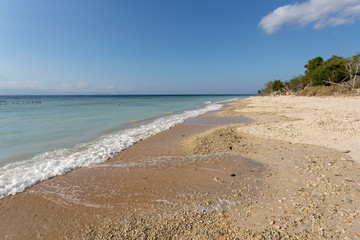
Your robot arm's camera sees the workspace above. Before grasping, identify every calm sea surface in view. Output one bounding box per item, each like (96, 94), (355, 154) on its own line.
(0, 95), (251, 198)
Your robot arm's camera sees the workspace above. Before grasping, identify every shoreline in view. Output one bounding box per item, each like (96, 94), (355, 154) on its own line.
(1, 96), (360, 239)
(0, 97), (227, 200)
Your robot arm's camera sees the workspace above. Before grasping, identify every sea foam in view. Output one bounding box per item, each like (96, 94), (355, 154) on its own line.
(0, 103), (222, 199)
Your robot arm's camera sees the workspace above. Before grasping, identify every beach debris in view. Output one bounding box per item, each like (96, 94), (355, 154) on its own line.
(230, 174), (236, 177)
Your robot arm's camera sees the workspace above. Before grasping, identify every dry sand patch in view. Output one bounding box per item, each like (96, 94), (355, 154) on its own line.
(225, 96), (360, 163)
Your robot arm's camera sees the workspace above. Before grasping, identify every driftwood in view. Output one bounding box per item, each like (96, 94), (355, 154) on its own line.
(325, 76), (360, 90)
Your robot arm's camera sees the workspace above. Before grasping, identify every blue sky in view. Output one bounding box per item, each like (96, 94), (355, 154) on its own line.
(0, 0), (359, 94)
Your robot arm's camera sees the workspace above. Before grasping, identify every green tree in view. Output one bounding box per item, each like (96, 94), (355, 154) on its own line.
(260, 52), (359, 95)
(311, 56), (347, 86)
(302, 56), (324, 86)
(304, 57), (323, 74)
(303, 56), (346, 86)
(272, 79), (284, 91)
(287, 75), (305, 92)
(261, 80), (284, 95)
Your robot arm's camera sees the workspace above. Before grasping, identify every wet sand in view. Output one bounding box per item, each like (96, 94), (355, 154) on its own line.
(1, 98), (360, 239)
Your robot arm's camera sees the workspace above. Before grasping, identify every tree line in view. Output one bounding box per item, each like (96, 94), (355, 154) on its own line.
(259, 53), (360, 95)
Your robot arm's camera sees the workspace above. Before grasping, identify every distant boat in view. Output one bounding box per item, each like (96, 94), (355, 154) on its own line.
(0, 100), (7, 105)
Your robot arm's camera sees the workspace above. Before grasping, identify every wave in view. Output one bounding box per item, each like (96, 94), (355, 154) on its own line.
(216, 98), (239, 103)
(127, 116), (157, 124)
(0, 103), (222, 199)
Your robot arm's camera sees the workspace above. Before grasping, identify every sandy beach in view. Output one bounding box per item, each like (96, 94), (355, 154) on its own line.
(1, 96), (360, 239)
(227, 96), (360, 163)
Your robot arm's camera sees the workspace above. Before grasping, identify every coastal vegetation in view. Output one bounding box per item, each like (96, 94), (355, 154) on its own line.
(259, 53), (360, 96)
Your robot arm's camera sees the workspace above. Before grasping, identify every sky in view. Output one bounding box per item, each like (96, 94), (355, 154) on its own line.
(0, 0), (359, 95)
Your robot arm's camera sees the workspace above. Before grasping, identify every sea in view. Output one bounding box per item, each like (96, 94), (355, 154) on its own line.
(0, 94), (251, 199)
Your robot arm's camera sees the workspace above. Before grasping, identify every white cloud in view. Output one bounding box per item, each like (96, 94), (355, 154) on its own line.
(0, 80), (43, 89)
(0, 80), (130, 94)
(77, 81), (92, 90)
(259, 0), (360, 34)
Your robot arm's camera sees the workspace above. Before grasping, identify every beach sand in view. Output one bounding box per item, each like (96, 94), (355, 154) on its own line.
(1, 96), (360, 239)
(225, 96), (360, 163)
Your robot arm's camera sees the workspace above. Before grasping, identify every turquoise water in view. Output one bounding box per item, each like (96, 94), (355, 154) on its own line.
(0, 95), (250, 198)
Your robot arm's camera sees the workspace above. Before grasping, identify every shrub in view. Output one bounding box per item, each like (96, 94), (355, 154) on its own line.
(261, 80), (284, 95)
(297, 85), (351, 96)
(287, 75), (305, 92)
